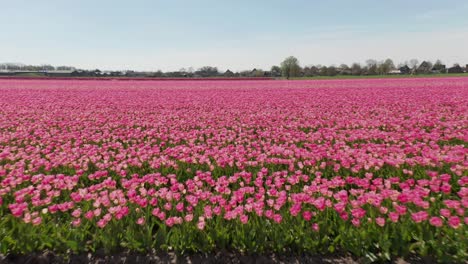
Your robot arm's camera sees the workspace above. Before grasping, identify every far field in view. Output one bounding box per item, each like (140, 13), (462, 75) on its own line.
(293, 73), (468, 80)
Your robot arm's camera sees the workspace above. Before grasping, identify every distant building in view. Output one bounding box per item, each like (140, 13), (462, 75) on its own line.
(110, 71), (124, 77)
(448, 65), (464, 74)
(416, 61), (432, 74)
(399, 65), (411, 75)
(71, 70), (87, 77)
(0, 70), (47, 77)
(70, 69), (108, 77)
(389, 69), (402, 75)
(263, 71), (273, 77)
(46, 70), (73, 77)
(250, 68), (266, 77)
(224, 69), (234, 77)
(250, 68), (258, 77)
(431, 64), (446, 74)
(465, 64), (468, 73)
(126, 71), (150, 77)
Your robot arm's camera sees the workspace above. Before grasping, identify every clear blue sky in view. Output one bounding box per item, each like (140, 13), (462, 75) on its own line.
(1, 0), (468, 71)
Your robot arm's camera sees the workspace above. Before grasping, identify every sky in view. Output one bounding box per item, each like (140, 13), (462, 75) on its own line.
(1, 0), (468, 71)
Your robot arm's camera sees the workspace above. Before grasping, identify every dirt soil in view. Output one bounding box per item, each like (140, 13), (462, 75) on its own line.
(0, 251), (441, 264)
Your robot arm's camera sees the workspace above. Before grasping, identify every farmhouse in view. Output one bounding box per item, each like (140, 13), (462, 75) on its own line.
(416, 61), (432, 74)
(250, 68), (267, 77)
(250, 68), (258, 77)
(224, 69), (235, 77)
(431, 64), (446, 74)
(399, 65), (411, 75)
(447, 65), (464, 74)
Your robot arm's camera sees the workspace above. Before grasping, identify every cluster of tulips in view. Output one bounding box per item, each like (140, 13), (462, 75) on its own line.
(0, 78), (466, 261)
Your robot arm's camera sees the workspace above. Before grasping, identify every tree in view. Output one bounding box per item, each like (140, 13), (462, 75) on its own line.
(384, 58), (395, 72)
(195, 66), (219, 77)
(326, 66), (338, 76)
(397, 62), (407, 68)
(377, 59), (395, 75)
(280, 56), (301, 79)
(366, 59), (377, 66)
(426, 61), (433, 71)
(56, 66), (75, 71)
(153, 70), (164, 77)
(41, 64), (55, 71)
(319, 66), (328, 76)
(303, 66), (312, 77)
(365, 59), (378, 75)
(270, 66), (281, 77)
(310, 66), (319, 76)
(339, 64), (350, 70)
(1, 63), (21, 70)
(301, 65), (320, 77)
(351, 63), (362, 75)
(409, 59), (419, 70)
(239, 70), (251, 77)
(433, 59), (445, 72)
(339, 64), (350, 75)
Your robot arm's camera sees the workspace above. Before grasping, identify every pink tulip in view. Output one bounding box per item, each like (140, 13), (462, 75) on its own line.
(32, 217), (42, 226)
(197, 219), (206, 230)
(240, 214), (248, 224)
(429, 217), (443, 227)
(389, 212), (399, 223)
(448, 216), (460, 229)
(312, 223), (319, 231)
(72, 218), (82, 227)
(440, 208), (451, 218)
(302, 211), (312, 221)
(375, 217), (385, 227)
(184, 214), (194, 222)
(411, 211), (429, 223)
(351, 218), (361, 227)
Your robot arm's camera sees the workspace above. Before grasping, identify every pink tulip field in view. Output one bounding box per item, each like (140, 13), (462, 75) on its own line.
(0, 78), (467, 261)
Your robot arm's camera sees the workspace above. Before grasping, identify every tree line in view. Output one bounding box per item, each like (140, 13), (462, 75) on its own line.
(1, 57), (467, 78)
(278, 56), (467, 79)
(0, 63), (75, 71)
